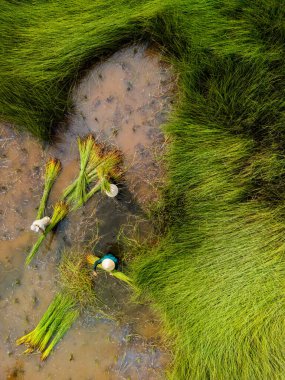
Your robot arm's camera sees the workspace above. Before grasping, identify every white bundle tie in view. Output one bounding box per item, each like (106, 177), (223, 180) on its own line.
(30, 216), (51, 233)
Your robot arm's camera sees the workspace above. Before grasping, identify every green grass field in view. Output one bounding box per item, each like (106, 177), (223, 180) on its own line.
(1, 0), (285, 378)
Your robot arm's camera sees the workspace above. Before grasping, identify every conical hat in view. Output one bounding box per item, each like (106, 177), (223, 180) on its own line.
(102, 258), (116, 271)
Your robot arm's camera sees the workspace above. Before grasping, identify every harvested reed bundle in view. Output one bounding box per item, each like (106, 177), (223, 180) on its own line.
(96, 149), (122, 194)
(36, 158), (61, 219)
(62, 136), (102, 202)
(86, 254), (135, 289)
(41, 309), (79, 360)
(62, 135), (122, 210)
(17, 292), (78, 360)
(26, 201), (69, 265)
(18, 251), (95, 359)
(75, 135), (96, 205)
(26, 137), (122, 265)
(62, 135), (103, 207)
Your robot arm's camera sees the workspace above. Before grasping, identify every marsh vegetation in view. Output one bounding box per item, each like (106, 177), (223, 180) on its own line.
(1, 0), (285, 379)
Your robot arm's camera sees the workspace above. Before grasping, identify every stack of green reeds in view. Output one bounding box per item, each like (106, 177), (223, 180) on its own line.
(16, 292), (79, 360)
(62, 134), (122, 209)
(18, 251), (95, 360)
(26, 134), (122, 265)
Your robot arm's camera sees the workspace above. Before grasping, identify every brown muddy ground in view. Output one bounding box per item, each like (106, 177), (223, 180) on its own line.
(0, 45), (175, 380)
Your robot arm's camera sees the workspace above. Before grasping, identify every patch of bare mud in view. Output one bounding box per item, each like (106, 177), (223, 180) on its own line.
(0, 44), (174, 380)
(52, 44), (175, 206)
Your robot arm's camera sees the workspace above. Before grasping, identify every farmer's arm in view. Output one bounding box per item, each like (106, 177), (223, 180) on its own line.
(93, 258), (103, 272)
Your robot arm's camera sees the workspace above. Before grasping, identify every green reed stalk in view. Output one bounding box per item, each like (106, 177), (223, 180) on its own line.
(17, 292), (77, 359)
(41, 309), (79, 361)
(16, 293), (62, 347)
(36, 158), (61, 219)
(26, 201), (69, 265)
(38, 296), (75, 352)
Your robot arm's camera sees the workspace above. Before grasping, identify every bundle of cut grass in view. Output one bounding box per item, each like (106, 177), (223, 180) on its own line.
(96, 150), (122, 195)
(16, 292), (79, 360)
(26, 136), (122, 265)
(26, 201), (69, 265)
(86, 253), (135, 289)
(64, 135), (99, 207)
(62, 135), (122, 209)
(36, 158), (62, 219)
(62, 135), (102, 207)
(59, 250), (96, 310)
(18, 251), (95, 360)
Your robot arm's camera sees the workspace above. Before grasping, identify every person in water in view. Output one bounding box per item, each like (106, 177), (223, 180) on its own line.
(93, 252), (119, 276)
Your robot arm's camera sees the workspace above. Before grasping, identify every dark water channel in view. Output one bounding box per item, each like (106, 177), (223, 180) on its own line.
(0, 45), (174, 380)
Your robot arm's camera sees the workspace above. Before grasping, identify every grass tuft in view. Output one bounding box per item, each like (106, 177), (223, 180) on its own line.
(59, 250), (96, 310)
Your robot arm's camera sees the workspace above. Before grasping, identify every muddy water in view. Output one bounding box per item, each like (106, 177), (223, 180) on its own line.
(0, 45), (174, 380)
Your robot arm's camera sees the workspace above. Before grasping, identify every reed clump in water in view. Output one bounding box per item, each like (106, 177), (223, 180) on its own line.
(16, 292), (79, 361)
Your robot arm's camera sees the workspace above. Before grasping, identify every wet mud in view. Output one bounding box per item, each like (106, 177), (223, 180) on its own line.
(0, 45), (174, 380)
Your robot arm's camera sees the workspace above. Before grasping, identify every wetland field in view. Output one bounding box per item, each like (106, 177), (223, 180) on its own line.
(1, 1), (285, 379)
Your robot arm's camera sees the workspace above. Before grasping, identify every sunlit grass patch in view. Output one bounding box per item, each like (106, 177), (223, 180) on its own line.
(3, 0), (285, 377)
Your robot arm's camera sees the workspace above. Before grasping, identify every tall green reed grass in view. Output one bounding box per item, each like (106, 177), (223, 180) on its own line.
(2, 0), (285, 378)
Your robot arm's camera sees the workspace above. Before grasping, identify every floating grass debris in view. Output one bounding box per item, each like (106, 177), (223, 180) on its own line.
(36, 158), (62, 220)
(26, 201), (69, 265)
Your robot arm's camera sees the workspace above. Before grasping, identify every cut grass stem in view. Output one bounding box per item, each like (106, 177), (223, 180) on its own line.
(17, 292), (78, 360)
(26, 201), (68, 265)
(36, 158), (61, 219)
